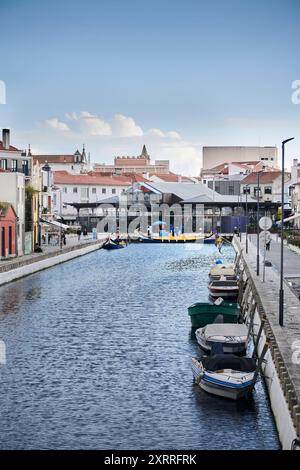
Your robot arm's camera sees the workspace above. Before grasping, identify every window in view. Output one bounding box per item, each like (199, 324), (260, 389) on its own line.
(92, 188), (96, 194)
(102, 188), (106, 194)
(254, 187), (261, 198)
(264, 186), (272, 194)
(228, 186), (234, 195)
(63, 187), (67, 193)
(12, 160), (18, 172)
(53, 193), (57, 206)
(112, 188), (116, 194)
(243, 187), (250, 194)
(73, 187), (78, 193)
(271, 158), (274, 161)
(80, 187), (89, 201)
(22, 160), (29, 176)
(0, 159), (7, 170)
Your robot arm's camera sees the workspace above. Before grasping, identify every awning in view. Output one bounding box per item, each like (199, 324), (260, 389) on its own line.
(276, 213), (300, 224)
(284, 213), (300, 222)
(40, 218), (69, 229)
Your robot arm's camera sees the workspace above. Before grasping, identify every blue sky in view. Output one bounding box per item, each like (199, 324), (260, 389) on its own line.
(0, 0), (300, 174)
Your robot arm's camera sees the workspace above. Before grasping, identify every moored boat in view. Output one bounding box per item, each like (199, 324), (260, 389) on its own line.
(208, 278), (239, 299)
(209, 263), (236, 281)
(188, 301), (240, 328)
(195, 323), (249, 354)
(102, 240), (125, 250)
(191, 353), (257, 400)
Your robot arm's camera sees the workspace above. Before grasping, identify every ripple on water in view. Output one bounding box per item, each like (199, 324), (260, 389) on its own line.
(0, 244), (280, 449)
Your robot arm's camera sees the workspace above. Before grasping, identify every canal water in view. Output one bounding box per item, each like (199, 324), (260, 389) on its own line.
(0, 243), (280, 449)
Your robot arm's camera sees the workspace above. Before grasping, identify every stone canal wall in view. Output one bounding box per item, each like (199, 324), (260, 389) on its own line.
(0, 239), (106, 286)
(233, 236), (300, 450)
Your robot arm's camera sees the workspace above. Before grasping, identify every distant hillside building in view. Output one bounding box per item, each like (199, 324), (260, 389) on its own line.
(202, 146), (278, 170)
(94, 145), (170, 175)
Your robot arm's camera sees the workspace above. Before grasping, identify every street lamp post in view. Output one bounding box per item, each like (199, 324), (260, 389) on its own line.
(52, 185), (63, 250)
(256, 172), (261, 276)
(279, 137), (295, 327)
(245, 185), (249, 254)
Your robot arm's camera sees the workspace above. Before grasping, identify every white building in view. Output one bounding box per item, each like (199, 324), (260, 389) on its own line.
(34, 147), (91, 175)
(0, 172), (25, 255)
(240, 171), (291, 205)
(202, 146), (278, 170)
(52, 171), (132, 222)
(290, 158), (300, 228)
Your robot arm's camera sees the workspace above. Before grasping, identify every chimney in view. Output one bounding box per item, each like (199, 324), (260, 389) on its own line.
(2, 129), (10, 149)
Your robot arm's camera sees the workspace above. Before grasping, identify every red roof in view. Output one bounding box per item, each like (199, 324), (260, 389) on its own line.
(122, 172), (150, 183)
(241, 171), (286, 184)
(0, 141), (19, 152)
(208, 163), (229, 174)
(53, 171), (132, 186)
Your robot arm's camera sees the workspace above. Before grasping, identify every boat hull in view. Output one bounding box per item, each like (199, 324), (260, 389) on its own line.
(191, 358), (254, 400)
(103, 242), (124, 250)
(138, 234), (216, 243)
(188, 303), (240, 328)
(199, 377), (253, 400)
(208, 289), (239, 299)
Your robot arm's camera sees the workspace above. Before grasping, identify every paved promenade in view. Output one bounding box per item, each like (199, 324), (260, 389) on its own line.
(0, 234), (107, 274)
(247, 233), (300, 278)
(237, 236), (300, 439)
(0, 235), (107, 277)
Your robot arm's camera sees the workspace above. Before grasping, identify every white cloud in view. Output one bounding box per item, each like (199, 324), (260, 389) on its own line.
(148, 128), (165, 138)
(147, 128), (181, 140)
(46, 118), (69, 131)
(157, 142), (202, 175)
(166, 131), (181, 140)
(111, 114), (143, 137)
(41, 111), (201, 175)
(80, 115), (112, 136)
(65, 111), (112, 136)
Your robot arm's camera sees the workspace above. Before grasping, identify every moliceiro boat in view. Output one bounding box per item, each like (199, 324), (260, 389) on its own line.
(188, 301), (240, 328)
(138, 233), (216, 244)
(195, 323), (249, 354)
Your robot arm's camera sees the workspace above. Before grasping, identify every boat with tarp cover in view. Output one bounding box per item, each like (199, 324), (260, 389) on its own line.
(191, 352), (257, 400)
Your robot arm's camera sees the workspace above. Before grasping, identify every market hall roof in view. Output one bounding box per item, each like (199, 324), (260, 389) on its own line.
(140, 182), (257, 204)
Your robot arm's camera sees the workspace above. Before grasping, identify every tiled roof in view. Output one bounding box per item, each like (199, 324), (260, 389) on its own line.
(208, 163), (229, 174)
(0, 202), (16, 217)
(53, 171), (132, 186)
(241, 171), (284, 184)
(0, 141), (20, 152)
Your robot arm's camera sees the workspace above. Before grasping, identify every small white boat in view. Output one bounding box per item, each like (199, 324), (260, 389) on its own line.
(191, 354), (256, 400)
(209, 264), (236, 281)
(209, 277), (239, 299)
(195, 323), (249, 354)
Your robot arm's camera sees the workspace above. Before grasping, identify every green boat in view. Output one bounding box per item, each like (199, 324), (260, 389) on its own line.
(188, 302), (240, 328)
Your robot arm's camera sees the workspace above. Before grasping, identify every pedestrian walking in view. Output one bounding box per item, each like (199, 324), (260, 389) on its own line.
(77, 228), (82, 241)
(266, 239), (271, 251)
